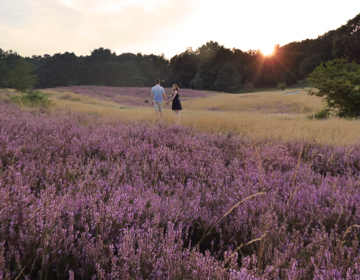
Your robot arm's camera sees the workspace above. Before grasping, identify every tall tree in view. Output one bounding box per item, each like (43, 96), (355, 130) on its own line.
(34, 52), (81, 88)
(0, 49), (9, 88)
(84, 48), (118, 86)
(143, 53), (169, 86)
(168, 48), (199, 88)
(8, 58), (38, 92)
(195, 41), (234, 90)
(333, 13), (360, 63)
(214, 63), (242, 92)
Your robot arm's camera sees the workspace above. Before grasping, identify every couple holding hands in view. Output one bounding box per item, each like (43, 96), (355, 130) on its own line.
(151, 79), (182, 122)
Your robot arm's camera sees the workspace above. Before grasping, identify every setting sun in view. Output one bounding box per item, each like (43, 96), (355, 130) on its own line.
(261, 45), (275, 56)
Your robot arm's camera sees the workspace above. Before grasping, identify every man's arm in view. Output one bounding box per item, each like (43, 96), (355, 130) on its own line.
(162, 91), (167, 102)
(151, 91), (154, 105)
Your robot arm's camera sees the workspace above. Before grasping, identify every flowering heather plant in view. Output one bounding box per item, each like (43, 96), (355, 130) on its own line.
(0, 101), (359, 279)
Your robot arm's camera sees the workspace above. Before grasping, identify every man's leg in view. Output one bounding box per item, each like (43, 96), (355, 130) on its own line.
(154, 102), (160, 121)
(158, 102), (163, 121)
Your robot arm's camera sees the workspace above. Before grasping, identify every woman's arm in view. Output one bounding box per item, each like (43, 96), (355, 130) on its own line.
(168, 90), (178, 102)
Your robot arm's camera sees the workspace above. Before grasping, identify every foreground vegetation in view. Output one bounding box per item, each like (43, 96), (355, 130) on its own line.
(0, 86), (360, 278)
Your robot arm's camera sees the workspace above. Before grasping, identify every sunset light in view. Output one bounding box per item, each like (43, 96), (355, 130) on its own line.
(261, 45), (275, 56)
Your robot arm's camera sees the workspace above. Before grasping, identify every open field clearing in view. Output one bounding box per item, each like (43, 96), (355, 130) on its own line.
(33, 86), (360, 146)
(0, 99), (359, 279)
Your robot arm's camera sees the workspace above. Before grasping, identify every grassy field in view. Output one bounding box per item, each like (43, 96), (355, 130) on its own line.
(2, 86), (360, 145)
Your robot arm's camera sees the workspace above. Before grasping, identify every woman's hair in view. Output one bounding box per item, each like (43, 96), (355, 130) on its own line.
(172, 84), (179, 92)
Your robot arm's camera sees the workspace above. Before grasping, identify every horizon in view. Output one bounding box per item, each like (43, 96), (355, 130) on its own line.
(1, 1), (360, 59)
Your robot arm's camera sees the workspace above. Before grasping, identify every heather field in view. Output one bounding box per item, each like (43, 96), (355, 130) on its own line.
(0, 95), (360, 279)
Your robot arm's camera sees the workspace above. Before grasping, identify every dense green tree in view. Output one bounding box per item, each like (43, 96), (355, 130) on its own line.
(142, 54), (169, 86)
(193, 72), (202, 89)
(0, 49), (9, 88)
(3, 50), (22, 69)
(168, 48), (199, 88)
(8, 58), (38, 92)
(0, 59), (8, 88)
(275, 41), (305, 85)
(240, 49), (264, 86)
(230, 48), (247, 82)
(214, 63), (242, 92)
(298, 54), (323, 78)
(196, 51), (219, 90)
(297, 32), (335, 78)
(84, 48), (119, 86)
(34, 52), (81, 87)
(194, 41), (235, 90)
(118, 63), (147, 87)
(333, 13), (360, 63)
(308, 58), (360, 118)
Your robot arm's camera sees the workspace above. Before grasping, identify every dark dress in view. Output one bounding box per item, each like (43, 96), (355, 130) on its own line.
(172, 91), (182, 110)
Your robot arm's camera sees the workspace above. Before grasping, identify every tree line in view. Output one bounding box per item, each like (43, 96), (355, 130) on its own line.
(0, 13), (359, 93)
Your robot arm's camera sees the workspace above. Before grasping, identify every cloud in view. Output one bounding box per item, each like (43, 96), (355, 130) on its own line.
(0, 0), (199, 56)
(0, 0), (82, 54)
(1, 0), (360, 58)
(70, 0), (198, 48)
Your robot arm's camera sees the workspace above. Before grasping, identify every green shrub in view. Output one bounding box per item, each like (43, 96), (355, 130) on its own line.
(307, 109), (330, 120)
(277, 82), (287, 90)
(9, 91), (53, 108)
(242, 81), (254, 93)
(58, 92), (81, 101)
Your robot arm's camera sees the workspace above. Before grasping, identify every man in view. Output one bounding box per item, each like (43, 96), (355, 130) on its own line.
(151, 79), (167, 120)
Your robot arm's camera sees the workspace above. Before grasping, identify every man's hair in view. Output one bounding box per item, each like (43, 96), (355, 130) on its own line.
(155, 79), (160, 84)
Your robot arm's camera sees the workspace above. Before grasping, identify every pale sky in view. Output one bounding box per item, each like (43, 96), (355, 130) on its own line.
(1, 0), (359, 58)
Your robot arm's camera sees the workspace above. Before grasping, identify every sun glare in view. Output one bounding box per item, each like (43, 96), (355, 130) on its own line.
(60, 0), (72, 7)
(261, 45), (275, 56)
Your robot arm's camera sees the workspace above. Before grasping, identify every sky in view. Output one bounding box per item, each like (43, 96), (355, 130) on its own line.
(1, 0), (360, 59)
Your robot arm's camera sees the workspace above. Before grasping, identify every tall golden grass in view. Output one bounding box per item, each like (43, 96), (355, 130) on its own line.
(12, 88), (360, 146)
(183, 89), (323, 114)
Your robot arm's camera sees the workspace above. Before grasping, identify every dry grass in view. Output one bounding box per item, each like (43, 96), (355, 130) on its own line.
(52, 97), (154, 122)
(19, 87), (360, 146)
(183, 89), (323, 114)
(179, 110), (360, 145)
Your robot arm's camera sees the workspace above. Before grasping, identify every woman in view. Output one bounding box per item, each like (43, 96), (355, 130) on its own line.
(167, 84), (182, 123)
